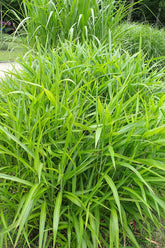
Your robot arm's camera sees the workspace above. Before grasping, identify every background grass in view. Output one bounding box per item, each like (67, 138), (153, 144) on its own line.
(22, 0), (130, 47)
(0, 34), (26, 61)
(114, 22), (165, 65)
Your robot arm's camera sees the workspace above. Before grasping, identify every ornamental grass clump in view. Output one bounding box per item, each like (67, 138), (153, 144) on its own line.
(0, 40), (165, 247)
(22, 0), (130, 47)
(115, 23), (165, 65)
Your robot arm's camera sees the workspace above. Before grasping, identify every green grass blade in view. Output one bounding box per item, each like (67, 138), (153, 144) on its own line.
(14, 184), (40, 247)
(0, 173), (32, 186)
(104, 174), (122, 224)
(0, 125), (34, 158)
(39, 201), (47, 248)
(109, 206), (119, 248)
(53, 191), (62, 247)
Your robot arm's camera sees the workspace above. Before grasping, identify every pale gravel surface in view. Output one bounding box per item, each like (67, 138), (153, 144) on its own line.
(0, 62), (21, 79)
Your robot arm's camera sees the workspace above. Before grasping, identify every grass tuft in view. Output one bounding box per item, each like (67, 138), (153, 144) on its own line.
(115, 22), (165, 65)
(0, 40), (165, 247)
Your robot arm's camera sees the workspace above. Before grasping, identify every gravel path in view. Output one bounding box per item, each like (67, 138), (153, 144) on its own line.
(0, 61), (21, 79)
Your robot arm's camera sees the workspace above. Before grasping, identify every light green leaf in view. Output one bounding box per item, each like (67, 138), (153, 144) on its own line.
(138, 159), (165, 172)
(98, 97), (103, 116)
(44, 88), (56, 106)
(64, 192), (85, 209)
(121, 162), (153, 192)
(126, 226), (140, 248)
(153, 139), (165, 145)
(143, 125), (165, 137)
(0, 173), (32, 186)
(53, 191), (62, 247)
(14, 184), (40, 247)
(39, 201), (47, 248)
(95, 127), (102, 148)
(0, 125), (34, 158)
(104, 175), (122, 224)
(110, 207), (119, 248)
(108, 145), (116, 169)
(72, 213), (81, 248)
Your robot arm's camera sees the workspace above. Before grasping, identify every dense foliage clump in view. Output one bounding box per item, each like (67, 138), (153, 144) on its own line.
(0, 0), (165, 247)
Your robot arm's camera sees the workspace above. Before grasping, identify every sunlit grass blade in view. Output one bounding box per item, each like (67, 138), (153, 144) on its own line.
(14, 184), (40, 247)
(0, 173), (32, 186)
(72, 213), (84, 248)
(53, 191), (62, 247)
(104, 174), (122, 224)
(0, 125), (34, 158)
(39, 201), (47, 248)
(109, 206), (119, 248)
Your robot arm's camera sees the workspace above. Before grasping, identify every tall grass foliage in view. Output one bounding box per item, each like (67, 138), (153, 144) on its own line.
(0, 40), (165, 247)
(22, 0), (130, 47)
